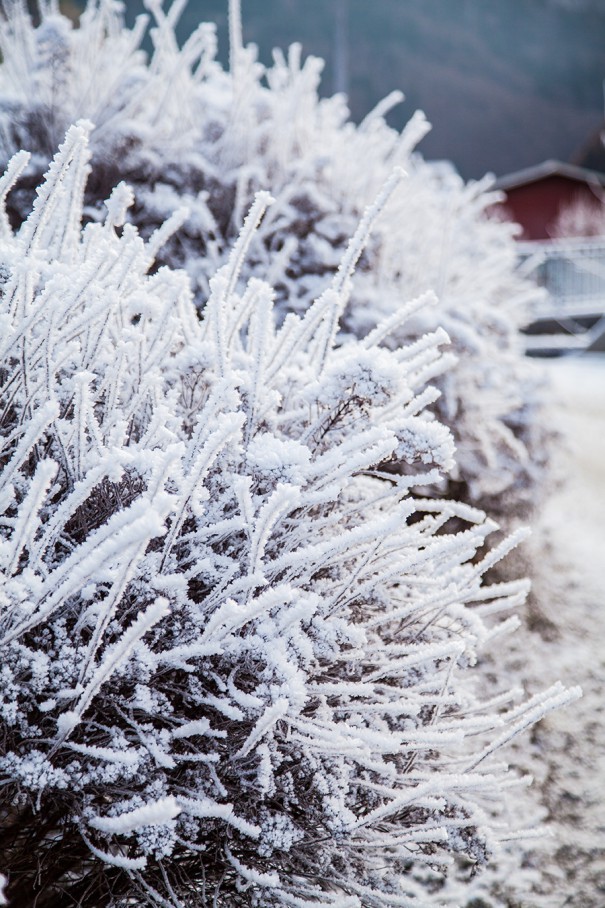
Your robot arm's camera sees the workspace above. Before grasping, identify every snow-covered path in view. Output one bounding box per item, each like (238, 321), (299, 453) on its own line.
(544, 355), (605, 585)
(519, 355), (605, 906)
(445, 355), (605, 907)
(496, 355), (605, 907)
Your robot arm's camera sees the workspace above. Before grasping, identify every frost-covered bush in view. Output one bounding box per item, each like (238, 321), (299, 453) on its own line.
(0, 127), (579, 907)
(552, 193), (605, 237)
(0, 0), (550, 516)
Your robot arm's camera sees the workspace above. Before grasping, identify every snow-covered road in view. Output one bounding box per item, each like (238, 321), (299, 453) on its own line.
(445, 354), (605, 907)
(522, 355), (605, 907)
(545, 355), (605, 583)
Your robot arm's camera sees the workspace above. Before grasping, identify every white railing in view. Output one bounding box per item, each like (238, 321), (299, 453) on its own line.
(518, 236), (605, 319)
(517, 237), (605, 352)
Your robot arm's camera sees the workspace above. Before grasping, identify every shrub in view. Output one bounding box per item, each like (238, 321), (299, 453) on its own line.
(0, 125), (579, 908)
(0, 0), (550, 516)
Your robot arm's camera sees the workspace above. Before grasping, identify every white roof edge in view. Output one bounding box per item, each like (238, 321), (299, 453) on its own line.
(494, 159), (605, 191)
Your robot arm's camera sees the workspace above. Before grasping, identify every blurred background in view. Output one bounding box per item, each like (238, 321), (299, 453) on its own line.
(61, 0), (605, 352)
(65, 0), (605, 182)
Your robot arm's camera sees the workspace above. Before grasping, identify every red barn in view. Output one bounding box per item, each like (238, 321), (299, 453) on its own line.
(493, 160), (605, 241)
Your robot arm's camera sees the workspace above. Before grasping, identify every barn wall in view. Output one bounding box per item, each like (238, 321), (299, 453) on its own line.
(501, 176), (602, 240)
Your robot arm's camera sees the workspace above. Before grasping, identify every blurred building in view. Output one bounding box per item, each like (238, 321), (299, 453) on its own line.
(494, 160), (605, 241)
(494, 160), (605, 354)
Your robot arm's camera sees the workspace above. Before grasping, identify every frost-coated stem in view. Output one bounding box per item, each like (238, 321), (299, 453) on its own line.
(228, 0), (244, 78)
(315, 167), (406, 373)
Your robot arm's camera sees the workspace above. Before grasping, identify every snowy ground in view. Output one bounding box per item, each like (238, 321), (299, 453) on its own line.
(520, 354), (605, 908)
(447, 354), (605, 907)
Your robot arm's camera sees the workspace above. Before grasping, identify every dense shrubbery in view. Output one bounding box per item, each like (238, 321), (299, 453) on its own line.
(0, 0), (551, 515)
(0, 2), (574, 905)
(0, 124), (579, 907)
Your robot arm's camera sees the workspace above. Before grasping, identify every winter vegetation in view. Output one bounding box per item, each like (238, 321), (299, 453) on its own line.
(0, 0), (551, 517)
(552, 192), (605, 238)
(0, 1), (585, 906)
(0, 115), (581, 906)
